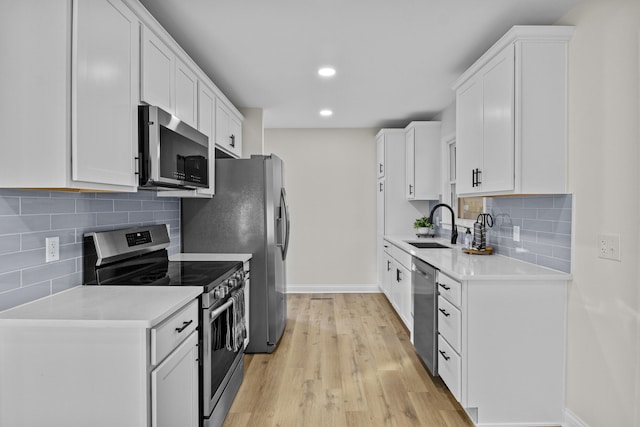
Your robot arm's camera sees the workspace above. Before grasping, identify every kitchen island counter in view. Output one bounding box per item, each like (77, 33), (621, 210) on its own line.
(0, 285), (202, 328)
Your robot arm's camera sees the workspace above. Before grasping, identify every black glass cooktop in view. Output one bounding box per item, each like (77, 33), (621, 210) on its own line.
(94, 250), (241, 289)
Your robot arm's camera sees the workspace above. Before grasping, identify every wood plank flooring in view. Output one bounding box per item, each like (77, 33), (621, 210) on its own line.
(223, 293), (474, 427)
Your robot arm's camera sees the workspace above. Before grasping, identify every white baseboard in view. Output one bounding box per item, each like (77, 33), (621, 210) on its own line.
(286, 284), (380, 294)
(564, 409), (589, 427)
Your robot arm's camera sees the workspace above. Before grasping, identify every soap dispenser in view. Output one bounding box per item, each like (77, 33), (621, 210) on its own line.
(464, 227), (472, 248)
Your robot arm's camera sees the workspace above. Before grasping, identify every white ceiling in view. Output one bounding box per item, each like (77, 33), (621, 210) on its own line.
(138, 0), (579, 129)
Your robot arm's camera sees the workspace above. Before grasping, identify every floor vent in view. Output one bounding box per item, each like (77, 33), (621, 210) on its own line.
(309, 297), (334, 301)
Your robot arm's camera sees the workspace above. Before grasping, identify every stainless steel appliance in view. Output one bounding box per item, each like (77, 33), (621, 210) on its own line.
(412, 256), (438, 376)
(182, 154), (290, 353)
(83, 225), (246, 427)
(138, 105), (209, 190)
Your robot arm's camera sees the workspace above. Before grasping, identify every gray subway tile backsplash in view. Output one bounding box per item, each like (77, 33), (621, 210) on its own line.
(0, 189), (181, 311)
(486, 194), (572, 273)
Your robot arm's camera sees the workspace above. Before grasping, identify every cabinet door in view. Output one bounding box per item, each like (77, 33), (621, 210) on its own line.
(456, 78), (483, 194)
(376, 178), (385, 236)
(215, 100), (230, 148)
(73, 0), (138, 187)
(376, 134), (385, 178)
(481, 44), (515, 193)
(398, 263), (412, 330)
(151, 331), (199, 427)
(229, 115), (243, 157)
(175, 58), (198, 128)
(197, 83), (216, 195)
(405, 127), (415, 199)
(381, 250), (393, 300)
(215, 100), (242, 158)
(141, 26), (173, 113)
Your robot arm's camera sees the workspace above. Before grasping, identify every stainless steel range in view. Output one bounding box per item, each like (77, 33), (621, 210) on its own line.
(83, 224), (246, 427)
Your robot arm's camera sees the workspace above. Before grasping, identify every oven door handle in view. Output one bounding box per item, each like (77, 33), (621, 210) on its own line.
(210, 299), (234, 320)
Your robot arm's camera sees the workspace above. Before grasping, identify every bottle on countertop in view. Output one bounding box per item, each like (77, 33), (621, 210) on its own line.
(464, 227), (472, 249)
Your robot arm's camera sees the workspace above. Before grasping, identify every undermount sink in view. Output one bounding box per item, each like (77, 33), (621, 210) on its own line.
(406, 241), (451, 249)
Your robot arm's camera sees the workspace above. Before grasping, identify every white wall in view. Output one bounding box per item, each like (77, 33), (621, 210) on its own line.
(264, 128), (378, 292)
(239, 107), (264, 156)
(557, 2), (640, 426)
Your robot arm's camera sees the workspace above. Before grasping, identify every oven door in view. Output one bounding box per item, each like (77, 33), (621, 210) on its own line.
(202, 296), (242, 418)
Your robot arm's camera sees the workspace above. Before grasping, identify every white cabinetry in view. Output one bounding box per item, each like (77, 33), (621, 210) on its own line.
(140, 26), (198, 128)
(0, 0), (138, 191)
(405, 121), (441, 200)
(0, 291), (200, 427)
(453, 26), (574, 196)
(383, 240), (413, 335)
(216, 99), (243, 158)
(436, 271), (567, 426)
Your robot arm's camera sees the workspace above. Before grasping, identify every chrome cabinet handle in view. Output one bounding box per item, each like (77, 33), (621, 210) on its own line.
(230, 134), (236, 147)
(175, 320), (193, 333)
(438, 283), (451, 291)
(438, 308), (450, 317)
(439, 350), (451, 361)
(379, 163), (383, 173)
(409, 184), (413, 195)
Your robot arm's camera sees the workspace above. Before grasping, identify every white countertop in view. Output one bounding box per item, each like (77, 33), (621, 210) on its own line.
(170, 253), (252, 263)
(0, 286), (202, 328)
(385, 236), (572, 281)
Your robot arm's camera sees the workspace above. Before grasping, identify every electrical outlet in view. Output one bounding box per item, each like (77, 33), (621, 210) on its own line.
(45, 237), (59, 263)
(598, 233), (621, 261)
(513, 225), (520, 242)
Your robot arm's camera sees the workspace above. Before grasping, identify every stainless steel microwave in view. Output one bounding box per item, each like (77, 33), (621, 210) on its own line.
(138, 105), (209, 190)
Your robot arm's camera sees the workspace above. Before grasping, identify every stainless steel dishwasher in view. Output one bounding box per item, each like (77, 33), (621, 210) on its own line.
(412, 256), (438, 376)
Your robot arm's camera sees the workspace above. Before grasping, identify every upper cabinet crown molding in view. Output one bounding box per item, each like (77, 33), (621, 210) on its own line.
(453, 25), (574, 196)
(452, 25), (575, 90)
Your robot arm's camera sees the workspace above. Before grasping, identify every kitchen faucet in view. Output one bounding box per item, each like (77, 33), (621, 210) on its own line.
(428, 203), (458, 244)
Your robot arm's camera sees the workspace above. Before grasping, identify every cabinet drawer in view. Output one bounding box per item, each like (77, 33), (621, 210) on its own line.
(438, 296), (462, 353)
(151, 299), (199, 365)
(437, 272), (461, 307)
(438, 335), (461, 402)
(390, 244), (412, 270)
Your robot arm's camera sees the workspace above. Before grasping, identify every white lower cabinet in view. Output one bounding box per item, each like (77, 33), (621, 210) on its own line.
(0, 297), (200, 427)
(152, 332), (199, 427)
(436, 271), (567, 426)
(382, 240), (413, 336)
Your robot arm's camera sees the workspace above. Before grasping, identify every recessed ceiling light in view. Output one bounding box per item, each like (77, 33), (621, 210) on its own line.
(318, 67), (336, 77)
(320, 109), (333, 117)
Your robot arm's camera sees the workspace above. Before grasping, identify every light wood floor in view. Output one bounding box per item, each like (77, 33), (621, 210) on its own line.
(223, 293), (474, 427)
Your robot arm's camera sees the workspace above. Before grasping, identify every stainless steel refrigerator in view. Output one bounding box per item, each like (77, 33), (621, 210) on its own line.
(181, 154), (290, 353)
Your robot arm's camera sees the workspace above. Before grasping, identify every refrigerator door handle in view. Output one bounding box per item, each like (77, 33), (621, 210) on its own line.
(280, 188), (291, 260)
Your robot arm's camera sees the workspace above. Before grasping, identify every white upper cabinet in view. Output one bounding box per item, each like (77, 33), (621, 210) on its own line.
(174, 58), (198, 128)
(453, 26), (574, 196)
(376, 135), (385, 178)
(140, 26), (173, 113)
(404, 121), (441, 200)
(215, 99), (243, 158)
(0, 0), (139, 191)
(140, 27), (198, 128)
(73, 0), (139, 188)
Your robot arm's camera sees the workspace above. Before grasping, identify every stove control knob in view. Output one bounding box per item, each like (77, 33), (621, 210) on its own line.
(214, 287), (222, 299)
